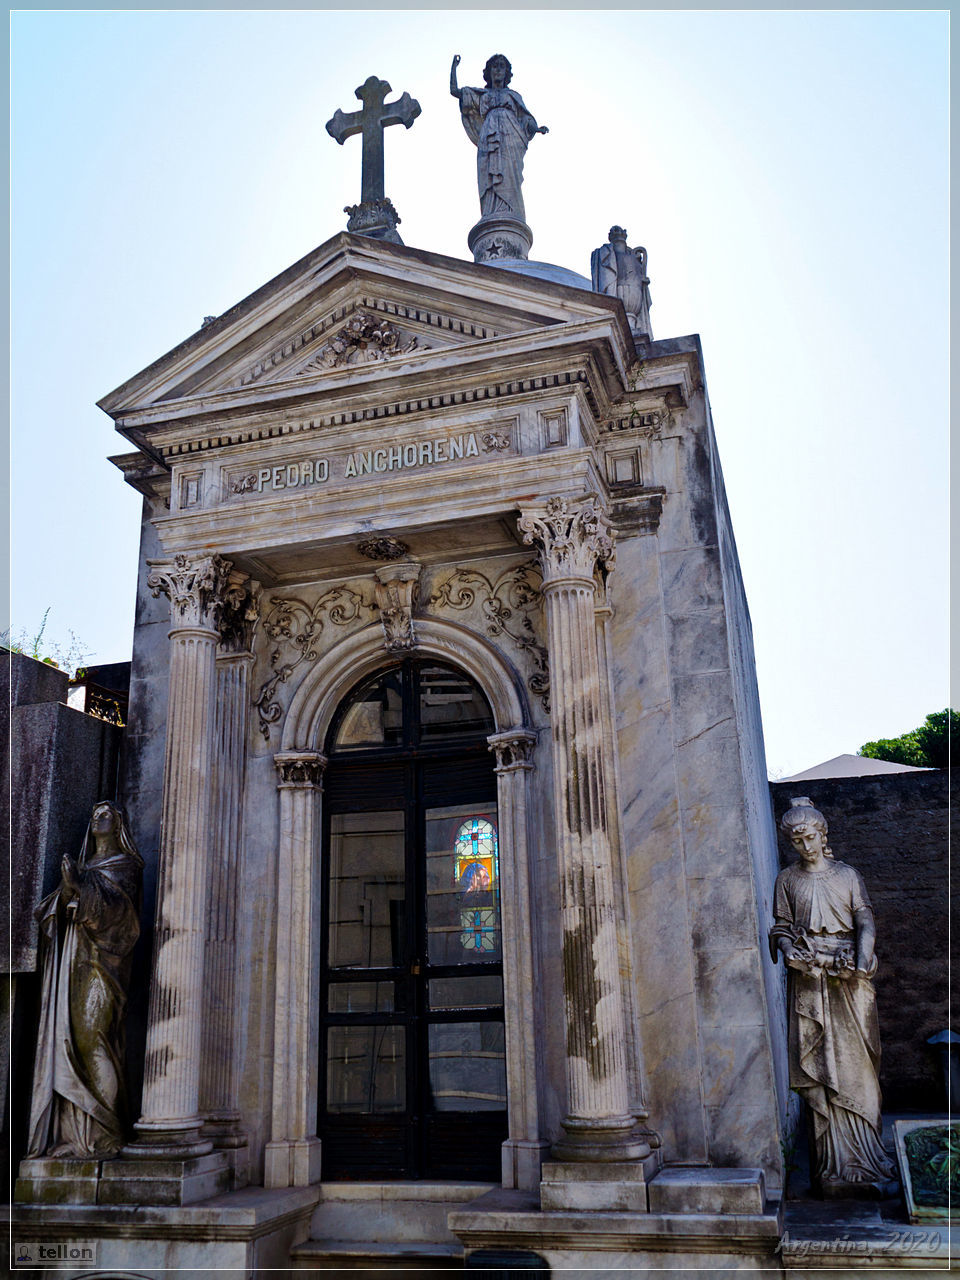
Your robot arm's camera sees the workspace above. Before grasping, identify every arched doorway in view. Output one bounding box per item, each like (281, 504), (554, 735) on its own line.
(318, 657), (509, 1179)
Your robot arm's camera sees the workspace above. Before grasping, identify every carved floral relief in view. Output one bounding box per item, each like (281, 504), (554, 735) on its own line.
(426, 559), (550, 712)
(296, 311), (419, 373)
(253, 584), (377, 739)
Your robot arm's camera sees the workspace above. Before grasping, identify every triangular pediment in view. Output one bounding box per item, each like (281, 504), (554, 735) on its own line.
(98, 232), (626, 419)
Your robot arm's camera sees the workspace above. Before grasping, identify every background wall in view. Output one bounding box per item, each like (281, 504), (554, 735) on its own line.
(770, 771), (952, 1112)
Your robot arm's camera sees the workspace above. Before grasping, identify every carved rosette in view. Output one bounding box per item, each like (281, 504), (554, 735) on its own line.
(275, 752), (327, 789)
(488, 729), (537, 773)
(358, 536), (410, 562)
(374, 563), (422, 652)
(518, 495), (615, 588)
(147, 553), (233, 632)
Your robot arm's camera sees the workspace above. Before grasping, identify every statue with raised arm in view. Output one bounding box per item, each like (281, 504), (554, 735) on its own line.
(27, 801), (143, 1158)
(591, 226), (653, 340)
(451, 54), (547, 263)
(771, 797), (896, 1196)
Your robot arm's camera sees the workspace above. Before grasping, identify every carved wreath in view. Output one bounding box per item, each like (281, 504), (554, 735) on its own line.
(296, 311), (418, 373)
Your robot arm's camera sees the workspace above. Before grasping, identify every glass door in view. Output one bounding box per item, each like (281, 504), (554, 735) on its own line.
(318, 660), (508, 1179)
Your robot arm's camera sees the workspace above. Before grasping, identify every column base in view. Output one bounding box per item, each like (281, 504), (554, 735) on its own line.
(502, 1139), (552, 1192)
(540, 1156), (660, 1212)
(264, 1137), (323, 1188)
(98, 1150), (231, 1206)
(122, 1116), (213, 1160)
(202, 1115), (250, 1187)
(202, 1112), (248, 1149)
(552, 1115), (652, 1163)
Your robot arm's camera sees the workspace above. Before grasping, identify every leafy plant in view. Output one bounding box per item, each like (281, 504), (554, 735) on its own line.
(1, 609), (92, 674)
(905, 1123), (960, 1206)
(859, 708), (956, 770)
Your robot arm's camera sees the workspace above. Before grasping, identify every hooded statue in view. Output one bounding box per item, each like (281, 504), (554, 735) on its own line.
(27, 801), (143, 1158)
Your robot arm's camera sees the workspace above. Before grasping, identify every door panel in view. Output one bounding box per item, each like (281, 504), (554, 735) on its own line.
(327, 810), (404, 969)
(319, 659), (507, 1180)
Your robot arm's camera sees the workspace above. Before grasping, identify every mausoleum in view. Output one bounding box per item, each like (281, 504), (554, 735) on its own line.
(12, 58), (807, 1275)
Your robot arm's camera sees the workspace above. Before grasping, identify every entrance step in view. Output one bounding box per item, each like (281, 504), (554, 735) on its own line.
(290, 1239), (463, 1271)
(307, 1181), (493, 1245)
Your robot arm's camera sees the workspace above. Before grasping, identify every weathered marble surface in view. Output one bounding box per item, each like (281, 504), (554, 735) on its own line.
(98, 235), (785, 1225)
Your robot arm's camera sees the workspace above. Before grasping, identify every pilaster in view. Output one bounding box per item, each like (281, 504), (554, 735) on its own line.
(488, 728), (551, 1191)
(199, 573), (261, 1184)
(518, 497), (651, 1174)
(264, 751), (327, 1188)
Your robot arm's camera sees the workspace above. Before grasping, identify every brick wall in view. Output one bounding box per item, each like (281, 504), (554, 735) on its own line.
(770, 771), (953, 1112)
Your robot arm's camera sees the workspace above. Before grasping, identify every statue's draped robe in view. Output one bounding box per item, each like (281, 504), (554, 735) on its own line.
(458, 86), (537, 222)
(771, 861), (894, 1185)
(27, 844), (142, 1157)
(590, 243), (653, 337)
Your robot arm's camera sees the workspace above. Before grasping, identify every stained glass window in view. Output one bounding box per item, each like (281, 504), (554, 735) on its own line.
(454, 817), (498, 953)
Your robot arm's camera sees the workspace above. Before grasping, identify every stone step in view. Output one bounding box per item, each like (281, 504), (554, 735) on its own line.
(290, 1239), (464, 1271)
(308, 1181), (493, 1245)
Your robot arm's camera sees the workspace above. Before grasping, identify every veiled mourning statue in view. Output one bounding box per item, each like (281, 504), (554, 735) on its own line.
(27, 801), (143, 1158)
(450, 53), (547, 224)
(771, 797), (896, 1195)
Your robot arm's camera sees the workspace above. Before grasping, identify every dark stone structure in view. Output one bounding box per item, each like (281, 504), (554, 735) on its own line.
(770, 771), (953, 1112)
(1, 651), (128, 1195)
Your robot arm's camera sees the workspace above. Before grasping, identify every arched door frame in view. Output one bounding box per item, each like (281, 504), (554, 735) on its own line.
(264, 618), (549, 1191)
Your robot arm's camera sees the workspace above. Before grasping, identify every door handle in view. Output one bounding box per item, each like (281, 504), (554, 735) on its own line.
(409, 959), (421, 976)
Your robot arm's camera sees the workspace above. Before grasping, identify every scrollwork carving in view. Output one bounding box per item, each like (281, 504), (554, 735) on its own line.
(253, 585), (376, 739)
(480, 430), (511, 452)
(428, 560), (550, 712)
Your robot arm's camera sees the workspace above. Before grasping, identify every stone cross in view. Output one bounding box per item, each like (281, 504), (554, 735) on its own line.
(326, 76), (421, 206)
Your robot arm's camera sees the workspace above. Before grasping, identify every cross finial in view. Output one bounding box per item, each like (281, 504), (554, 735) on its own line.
(326, 75), (421, 244)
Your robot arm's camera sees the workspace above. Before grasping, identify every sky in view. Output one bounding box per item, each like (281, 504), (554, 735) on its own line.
(9, 9), (949, 778)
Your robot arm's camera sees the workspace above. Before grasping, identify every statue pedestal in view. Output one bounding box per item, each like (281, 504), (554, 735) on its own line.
(468, 215), (533, 265)
(345, 198), (404, 244)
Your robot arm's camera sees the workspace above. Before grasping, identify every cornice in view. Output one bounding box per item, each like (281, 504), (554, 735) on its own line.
(98, 232), (623, 415)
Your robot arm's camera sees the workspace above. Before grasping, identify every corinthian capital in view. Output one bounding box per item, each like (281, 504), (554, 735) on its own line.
(518, 495), (615, 586)
(487, 729), (537, 772)
(147, 553), (233, 632)
(218, 572), (262, 655)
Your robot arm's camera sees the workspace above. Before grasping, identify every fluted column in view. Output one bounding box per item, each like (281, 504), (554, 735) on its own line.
(125, 553), (232, 1158)
(519, 496), (649, 1163)
(488, 729), (550, 1190)
(264, 751), (326, 1188)
(200, 574), (261, 1174)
